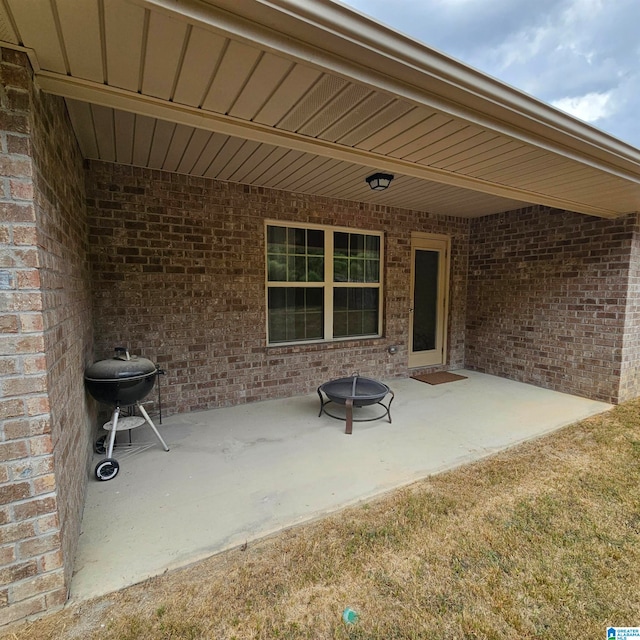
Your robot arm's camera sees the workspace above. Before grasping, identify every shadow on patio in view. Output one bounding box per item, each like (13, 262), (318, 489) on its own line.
(71, 370), (611, 602)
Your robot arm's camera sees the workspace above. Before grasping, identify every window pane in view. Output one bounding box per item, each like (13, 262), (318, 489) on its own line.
(334, 287), (347, 308)
(334, 258), (348, 282)
(334, 232), (380, 283)
(267, 226), (287, 253)
(350, 233), (364, 256)
(412, 249), (439, 352)
(268, 287), (324, 343)
(289, 227), (306, 254)
(268, 254), (287, 281)
(364, 235), (380, 282)
(294, 256), (307, 281)
(349, 260), (364, 282)
(307, 229), (324, 255)
(267, 225), (325, 283)
(268, 288), (287, 342)
(308, 257), (323, 282)
(334, 232), (348, 257)
(333, 288), (379, 338)
(362, 308), (378, 334)
(365, 235), (380, 257)
(333, 311), (348, 337)
(364, 259), (379, 283)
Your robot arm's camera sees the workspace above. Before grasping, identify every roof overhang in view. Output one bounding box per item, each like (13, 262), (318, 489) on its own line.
(2, 0), (640, 218)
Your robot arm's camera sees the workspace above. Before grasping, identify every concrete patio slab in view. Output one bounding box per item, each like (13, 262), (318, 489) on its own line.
(71, 370), (611, 601)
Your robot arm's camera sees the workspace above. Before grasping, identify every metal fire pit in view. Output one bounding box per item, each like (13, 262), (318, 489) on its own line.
(84, 347), (169, 481)
(317, 374), (394, 434)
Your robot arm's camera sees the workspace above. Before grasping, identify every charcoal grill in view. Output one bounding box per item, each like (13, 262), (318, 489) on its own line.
(318, 374), (394, 434)
(84, 347), (169, 481)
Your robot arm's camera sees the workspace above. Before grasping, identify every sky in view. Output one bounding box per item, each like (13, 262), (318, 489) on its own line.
(340, 0), (640, 150)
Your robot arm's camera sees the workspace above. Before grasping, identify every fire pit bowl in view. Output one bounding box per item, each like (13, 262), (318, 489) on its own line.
(318, 375), (394, 434)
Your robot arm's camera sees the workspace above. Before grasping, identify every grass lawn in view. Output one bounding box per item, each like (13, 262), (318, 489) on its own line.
(10, 399), (640, 639)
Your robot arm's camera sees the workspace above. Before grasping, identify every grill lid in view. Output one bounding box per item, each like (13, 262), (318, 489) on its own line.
(84, 348), (156, 382)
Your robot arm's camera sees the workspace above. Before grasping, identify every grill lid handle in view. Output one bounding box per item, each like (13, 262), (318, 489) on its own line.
(114, 347), (130, 361)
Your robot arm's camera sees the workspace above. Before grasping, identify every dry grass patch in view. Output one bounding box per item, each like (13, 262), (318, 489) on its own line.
(9, 400), (640, 639)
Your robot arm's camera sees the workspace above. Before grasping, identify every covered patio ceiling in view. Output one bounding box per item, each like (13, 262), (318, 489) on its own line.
(3, 0), (640, 218)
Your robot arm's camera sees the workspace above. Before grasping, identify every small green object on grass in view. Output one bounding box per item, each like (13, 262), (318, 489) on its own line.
(342, 607), (359, 625)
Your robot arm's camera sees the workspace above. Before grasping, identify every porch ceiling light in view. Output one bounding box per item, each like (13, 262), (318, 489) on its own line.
(366, 172), (394, 191)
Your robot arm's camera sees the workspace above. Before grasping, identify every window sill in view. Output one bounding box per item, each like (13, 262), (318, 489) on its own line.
(265, 335), (384, 353)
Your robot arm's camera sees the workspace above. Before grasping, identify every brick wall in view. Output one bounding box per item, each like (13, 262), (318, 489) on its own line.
(0, 48), (93, 625)
(85, 161), (469, 415)
(466, 206), (636, 403)
(619, 214), (640, 402)
(30, 54), (94, 600)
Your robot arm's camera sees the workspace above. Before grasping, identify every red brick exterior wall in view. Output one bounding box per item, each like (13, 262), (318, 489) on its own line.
(85, 163), (640, 412)
(620, 217), (640, 402)
(466, 206), (637, 403)
(0, 49), (93, 625)
(85, 161), (470, 414)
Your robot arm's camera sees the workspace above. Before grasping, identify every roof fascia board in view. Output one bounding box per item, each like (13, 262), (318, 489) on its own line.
(132, 0), (640, 183)
(39, 71), (620, 218)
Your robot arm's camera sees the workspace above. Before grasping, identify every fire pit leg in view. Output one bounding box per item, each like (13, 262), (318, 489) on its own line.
(317, 387), (325, 417)
(345, 397), (353, 435)
(387, 390), (395, 423)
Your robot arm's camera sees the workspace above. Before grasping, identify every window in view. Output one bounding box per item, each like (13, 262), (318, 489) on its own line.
(266, 222), (383, 345)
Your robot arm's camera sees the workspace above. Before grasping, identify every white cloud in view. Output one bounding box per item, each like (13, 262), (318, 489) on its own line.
(552, 91), (613, 123)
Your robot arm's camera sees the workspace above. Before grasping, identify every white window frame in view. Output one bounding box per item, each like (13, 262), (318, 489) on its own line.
(265, 220), (384, 346)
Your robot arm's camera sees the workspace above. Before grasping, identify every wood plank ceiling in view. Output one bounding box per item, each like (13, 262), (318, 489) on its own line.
(2, 0), (639, 218)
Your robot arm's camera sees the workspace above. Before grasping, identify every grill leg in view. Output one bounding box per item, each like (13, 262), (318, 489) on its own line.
(137, 402), (170, 451)
(106, 407), (119, 458)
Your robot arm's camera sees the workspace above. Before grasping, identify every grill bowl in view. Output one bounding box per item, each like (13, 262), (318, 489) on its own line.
(84, 350), (157, 406)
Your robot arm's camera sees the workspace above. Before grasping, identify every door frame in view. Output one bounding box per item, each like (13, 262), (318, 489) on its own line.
(408, 232), (451, 368)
